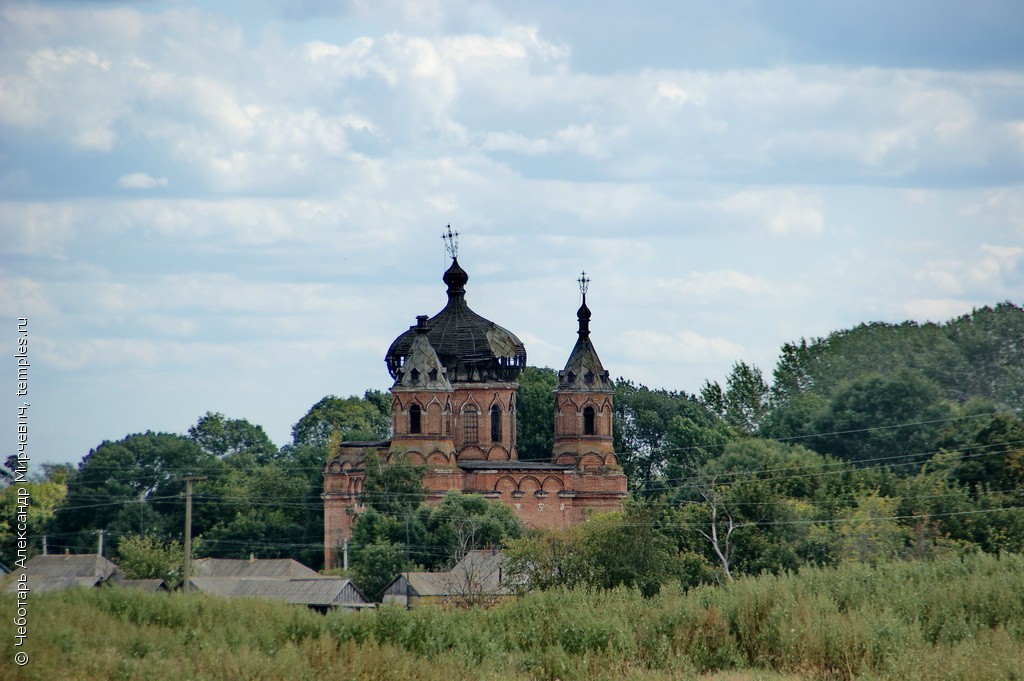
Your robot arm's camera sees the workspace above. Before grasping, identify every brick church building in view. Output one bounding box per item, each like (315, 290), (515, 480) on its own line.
(322, 248), (628, 568)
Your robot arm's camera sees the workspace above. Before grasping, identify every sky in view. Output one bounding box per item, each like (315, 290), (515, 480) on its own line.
(2, 0), (1023, 468)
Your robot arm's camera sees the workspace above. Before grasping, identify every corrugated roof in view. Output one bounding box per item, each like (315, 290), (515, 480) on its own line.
(231, 578), (367, 606)
(5, 575), (102, 593)
(188, 576), (368, 606)
(18, 554), (118, 580)
(404, 572), (455, 597)
(188, 576), (244, 597)
(191, 558), (319, 578)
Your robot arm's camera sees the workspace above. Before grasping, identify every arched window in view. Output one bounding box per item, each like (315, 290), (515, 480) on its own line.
(583, 406), (596, 435)
(409, 405), (421, 434)
(490, 404), (502, 442)
(464, 407), (479, 443)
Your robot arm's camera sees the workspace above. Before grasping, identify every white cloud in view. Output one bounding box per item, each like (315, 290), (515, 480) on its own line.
(898, 298), (978, 324)
(655, 271), (777, 299)
(117, 172), (169, 189)
(616, 329), (745, 364)
(720, 189), (825, 235)
(0, 277), (57, 317)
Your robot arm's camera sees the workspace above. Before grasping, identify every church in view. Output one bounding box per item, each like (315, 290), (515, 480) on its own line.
(322, 234), (628, 568)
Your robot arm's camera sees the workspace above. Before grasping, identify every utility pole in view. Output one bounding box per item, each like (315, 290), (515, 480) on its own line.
(97, 528), (104, 557)
(42, 535), (47, 555)
(179, 476), (207, 594)
(342, 538), (349, 571)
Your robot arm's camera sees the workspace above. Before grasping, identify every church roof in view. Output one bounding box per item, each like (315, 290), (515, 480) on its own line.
(386, 258), (527, 383)
(558, 294), (613, 392)
(392, 318), (452, 390)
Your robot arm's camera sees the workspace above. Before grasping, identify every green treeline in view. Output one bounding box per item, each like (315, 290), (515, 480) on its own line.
(1, 302), (1021, 592)
(5, 553), (1024, 680)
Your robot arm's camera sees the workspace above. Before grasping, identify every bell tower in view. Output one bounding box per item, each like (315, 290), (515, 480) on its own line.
(553, 272), (617, 468)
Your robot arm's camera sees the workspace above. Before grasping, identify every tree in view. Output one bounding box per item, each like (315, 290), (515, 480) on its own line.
(115, 533), (193, 588)
(810, 369), (953, 470)
(505, 528), (590, 592)
(722, 361), (770, 435)
(0, 479), (66, 566)
(359, 453), (426, 518)
(576, 508), (682, 596)
(505, 505), (698, 597)
(199, 462), (311, 560)
(292, 393), (391, 448)
(55, 432), (221, 554)
(421, 493), (523, 567)
(686, 473), (745, 581)
(516, 366), (557, 460)
(614, 380), (724, 491)
(770, 339), (815, 405)
(188, 412), (277, 462)
(351, 541), (407, 601)
(834, 493), (905, 565)
(765, 303), (1024, 410)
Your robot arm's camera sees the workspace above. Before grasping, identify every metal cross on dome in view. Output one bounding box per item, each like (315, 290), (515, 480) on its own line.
(578, 271), (590, 296)
(442, 225), (460, 259)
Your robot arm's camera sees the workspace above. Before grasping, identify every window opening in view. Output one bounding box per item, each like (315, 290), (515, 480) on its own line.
(409, 405), (421, 434)
(490, 404), (502, 442)
(464, 407), (479, 443)
(583, 406), (596, 435)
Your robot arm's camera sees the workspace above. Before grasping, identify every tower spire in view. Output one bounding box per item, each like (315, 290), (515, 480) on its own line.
(576, 271), (591, 339)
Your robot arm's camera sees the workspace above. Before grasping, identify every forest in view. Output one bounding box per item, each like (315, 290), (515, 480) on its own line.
(2, 302), (1022, 600)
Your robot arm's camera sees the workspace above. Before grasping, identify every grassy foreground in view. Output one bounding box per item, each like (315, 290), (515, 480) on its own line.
(4, 554), (1024, 680)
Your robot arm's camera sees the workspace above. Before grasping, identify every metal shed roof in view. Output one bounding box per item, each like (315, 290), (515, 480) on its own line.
(191, 558), (319, 578)
(19, 554), (118, 580)
(187, 576), (369, 607)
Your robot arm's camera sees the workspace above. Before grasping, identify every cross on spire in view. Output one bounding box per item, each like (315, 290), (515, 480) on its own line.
(578, 271), (590, 297)
(442, 225), (460, 259)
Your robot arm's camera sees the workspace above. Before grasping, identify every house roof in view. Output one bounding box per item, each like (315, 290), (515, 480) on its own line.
(191, 558), (319, 578)
(18, 554), (118, 580)
(188, 576), (368, 607)
(402, 571), (455, 597)
(386, 550), (511, 598)
(188, 576), (244, 597)
(232, 578), (368, 606)
(5, 575), (103, 593)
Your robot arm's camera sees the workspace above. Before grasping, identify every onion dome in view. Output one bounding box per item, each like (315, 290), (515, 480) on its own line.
(386, 258), (527, 383)
(558, 290), (612, 391)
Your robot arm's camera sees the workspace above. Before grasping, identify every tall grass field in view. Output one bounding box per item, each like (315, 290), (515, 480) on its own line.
(4, 553), (1023, 680)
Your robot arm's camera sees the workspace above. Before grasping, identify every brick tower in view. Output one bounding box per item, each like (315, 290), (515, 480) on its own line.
(552, 272), (618, 470)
